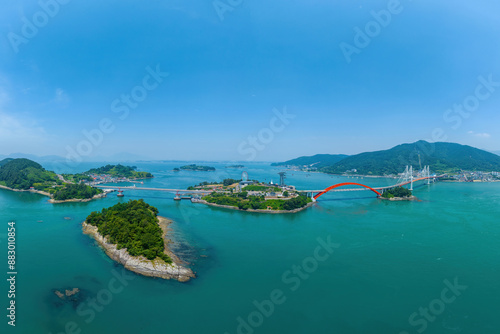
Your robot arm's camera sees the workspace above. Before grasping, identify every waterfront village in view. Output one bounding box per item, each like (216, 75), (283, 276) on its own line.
(284, 165), (500, 182)
(86, 173), (144, 185)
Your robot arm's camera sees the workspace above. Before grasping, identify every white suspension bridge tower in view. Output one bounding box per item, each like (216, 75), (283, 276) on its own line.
(397, 165), (432, 190)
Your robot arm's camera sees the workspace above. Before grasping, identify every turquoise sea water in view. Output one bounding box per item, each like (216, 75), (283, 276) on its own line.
(1, 162), (499, 334)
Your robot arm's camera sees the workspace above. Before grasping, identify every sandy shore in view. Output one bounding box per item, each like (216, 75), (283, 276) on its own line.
(192, 199), (315, 214)
(82, 216), (195, 282)
(49, 192), (107, 204)
(0, 184), (107, 204)
(0, 184), (51, 197)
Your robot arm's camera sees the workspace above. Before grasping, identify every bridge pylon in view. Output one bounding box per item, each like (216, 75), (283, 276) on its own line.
(409, 166), (413, 190)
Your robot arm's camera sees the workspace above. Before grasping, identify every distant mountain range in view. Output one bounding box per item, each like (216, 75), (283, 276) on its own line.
(273, 141), (500, 175)
(0, 152), (150, 163)
(271, 154), (349, 168)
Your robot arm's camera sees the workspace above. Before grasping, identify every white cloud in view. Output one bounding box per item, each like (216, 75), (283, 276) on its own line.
(0, 111), (47, 142)
(468, 131), (491, 138)
(0, 88), (49, 153)
(53, 88), (70, 104)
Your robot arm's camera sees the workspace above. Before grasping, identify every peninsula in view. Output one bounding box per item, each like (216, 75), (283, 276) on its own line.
(0, 158), (104, 203)
(274, 141), (500, 177)
(83, 199), (194, 282)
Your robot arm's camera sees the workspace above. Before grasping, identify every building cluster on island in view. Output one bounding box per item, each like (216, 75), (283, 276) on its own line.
(86, 173), (142, 186)
(187, 171), (312, 212)
(189, 171), (296, 199)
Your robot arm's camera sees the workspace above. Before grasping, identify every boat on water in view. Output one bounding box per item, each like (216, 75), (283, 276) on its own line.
(117, 189), (124, 197)
(174, 191), (181, 201)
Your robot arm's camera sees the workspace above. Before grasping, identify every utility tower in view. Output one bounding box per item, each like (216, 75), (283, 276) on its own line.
(278, 172), (286, 187)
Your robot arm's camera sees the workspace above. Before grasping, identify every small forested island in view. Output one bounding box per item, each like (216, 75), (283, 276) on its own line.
(83, 200), (194, 282)
(380, 186), (415, 201)
(180, 164), (216, 171)
(190, 178), (313, 212)
(84, 164), (153, 179)
(225, 165), (244, 168)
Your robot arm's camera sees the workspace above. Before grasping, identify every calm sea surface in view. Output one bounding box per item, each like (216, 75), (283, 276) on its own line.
(1, 162), (499, 334)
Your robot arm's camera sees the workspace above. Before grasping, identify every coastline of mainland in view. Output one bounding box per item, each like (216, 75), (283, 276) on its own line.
(0, 183), (108, 204)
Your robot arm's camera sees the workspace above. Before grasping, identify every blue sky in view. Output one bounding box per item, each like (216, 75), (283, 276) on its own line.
(1, 0), (500, 161)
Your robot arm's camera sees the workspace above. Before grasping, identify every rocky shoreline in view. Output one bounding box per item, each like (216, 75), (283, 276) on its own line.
(82, 216), (195, 282)
(192, 198), (315, 214)
(379, 195), (418, 201)
(49, 192), (107, 204)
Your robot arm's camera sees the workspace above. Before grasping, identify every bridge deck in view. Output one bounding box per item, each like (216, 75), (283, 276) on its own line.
(95, 176), (442, 195)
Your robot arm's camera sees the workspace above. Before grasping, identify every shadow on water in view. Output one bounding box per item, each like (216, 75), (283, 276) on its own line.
(116, 194), (174, 200)
(317, 196), (376, 202)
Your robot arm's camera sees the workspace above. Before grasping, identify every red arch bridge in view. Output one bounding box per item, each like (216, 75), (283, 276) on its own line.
(298, 175), (444, 201)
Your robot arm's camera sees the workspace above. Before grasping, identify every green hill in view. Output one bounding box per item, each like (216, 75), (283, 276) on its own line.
(0, 158), (14, 167)
(0, 158), (103, 200)
(86, 164), (153, 178)
(0, 158), (59, 190)
(271, 154), (349, 168)
(320, 141), (500, 175)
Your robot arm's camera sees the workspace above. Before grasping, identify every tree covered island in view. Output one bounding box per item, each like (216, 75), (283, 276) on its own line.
(180, 164), (216, 171)
(83, 200), (194, 281)
(380, 186), (415, 201)
(82, 164), (153, 180)
(189, 178), (313, 212)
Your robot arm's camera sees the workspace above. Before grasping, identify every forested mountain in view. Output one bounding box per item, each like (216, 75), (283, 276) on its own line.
(320, 141), (500, 175)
